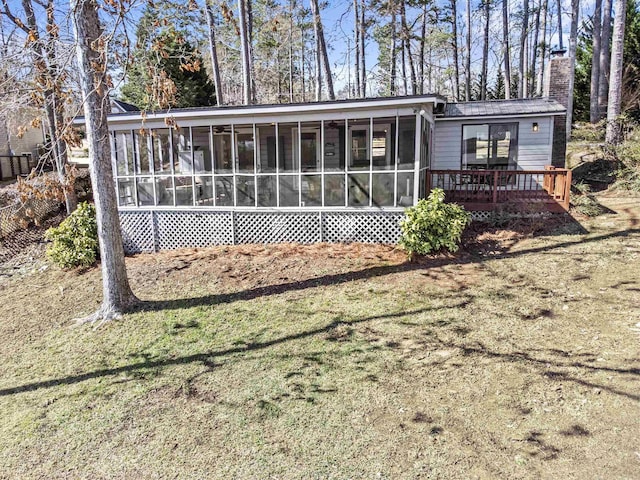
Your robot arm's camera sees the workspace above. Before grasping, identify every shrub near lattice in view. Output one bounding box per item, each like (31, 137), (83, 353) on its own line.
(399, 188), (471, 256)
(45, 202), (99, 268)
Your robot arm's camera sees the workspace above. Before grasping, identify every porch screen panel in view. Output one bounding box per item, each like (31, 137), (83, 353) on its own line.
(348, 118), (370, 171)
(372, 117), (394, 171)
(397, 172), (414, 206)
(301, 175), (322, 207)
(397, 118), (416, 170)
(257, 175), (277, 206)
(175, 176), (193, 206)
(279, 175), (299, 207)
(236, 175), (256, 206)
(114, 130), (135, 206)
(135, 132), (152, 174)
(114, 131), (134, 175)
(324, 174), (345, 206)
(136, 177), (154, 206)
(152, 129), (172, 174)
(278, 123), (298, 172)
(323, 120), (345, 171)
(297, 121), (322, 172)
(191, 127), (213, 173)
(215, 176), (234, 206)
(213, 126), (233, 173)
(348, 173), (369, 207)
(235, 126), (255, 173)
(257, 124), (279, 173)
(371, 173), (394, 206)
(172, 128), (192, 174)
(155, 177), (174, 205)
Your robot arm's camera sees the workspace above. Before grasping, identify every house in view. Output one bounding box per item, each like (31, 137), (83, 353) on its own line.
(90, 56), (572, 253)
(0, 108), (43, 180)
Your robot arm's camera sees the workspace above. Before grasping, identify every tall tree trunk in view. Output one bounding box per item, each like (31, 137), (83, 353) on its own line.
(589, 0), (603, 122)
(71, 0), (137, 323)
(205, 1), (224, 106)
(502, 0), (511, 98)
(565, 0), (579, 140)
(301, 20), (306, 101)
(481, 0), (490, 100)
(313, 22), (322, 100)
(530, 0), (541, 95)
(556, 0), (563, 50)
(536, 0), (548, 96)
(237, 0), (252, 104)
(598, 0), (613, 119)
(289, 0), (295, 102)
(246, 0), (256, 102)
(390, 1), (397, 95)
(420, 3), (427, 94)
(519, 0), (530, 97)
(605, 0), (626, 143)
(400, 38), (407, 94)
(310, 0), (335, 100)
(401, 1), (417, 94)
(354, 0), (361, 97)
(465, 0), (471, 100)
(450, 0), (460, 100)
(360, 0), (366, 96)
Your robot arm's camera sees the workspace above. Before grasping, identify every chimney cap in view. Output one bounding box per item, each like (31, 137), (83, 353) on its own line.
(550, 48), (567, 57)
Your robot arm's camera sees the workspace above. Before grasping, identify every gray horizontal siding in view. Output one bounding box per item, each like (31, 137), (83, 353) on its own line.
(432, 116), (554, 170)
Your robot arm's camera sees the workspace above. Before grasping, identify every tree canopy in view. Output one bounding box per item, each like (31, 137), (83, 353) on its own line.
(120, 4), (217, 110)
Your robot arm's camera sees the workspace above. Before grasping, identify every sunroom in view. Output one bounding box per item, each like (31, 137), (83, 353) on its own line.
(107, 96), (442, 252)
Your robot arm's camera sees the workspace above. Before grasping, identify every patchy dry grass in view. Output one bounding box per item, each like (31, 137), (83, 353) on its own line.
(0, 197), (639, 479)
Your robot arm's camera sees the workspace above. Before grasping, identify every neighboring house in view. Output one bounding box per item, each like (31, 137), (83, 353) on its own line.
(77, 55), (573, 253)
(0, 108), (44, 180)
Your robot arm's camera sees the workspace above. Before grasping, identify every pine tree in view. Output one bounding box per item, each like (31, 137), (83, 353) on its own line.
(120, 3), (216, 110)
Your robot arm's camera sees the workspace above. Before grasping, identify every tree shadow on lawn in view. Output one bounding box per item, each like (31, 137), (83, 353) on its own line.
(2, 228), (639, 400)
(135, 227), (640, 314)
(2, 295), (639, 401)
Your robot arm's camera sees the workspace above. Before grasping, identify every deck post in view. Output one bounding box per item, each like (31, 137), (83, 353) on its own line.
(9, 155), (15, 178)
(492, 170), (498, 204)
(563, 169), (572, 211)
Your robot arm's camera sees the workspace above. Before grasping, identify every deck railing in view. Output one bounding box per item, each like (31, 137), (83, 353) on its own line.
(427, 166), (571, 212)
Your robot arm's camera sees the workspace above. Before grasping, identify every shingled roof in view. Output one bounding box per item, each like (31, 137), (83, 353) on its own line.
(441, 98), (565, 118)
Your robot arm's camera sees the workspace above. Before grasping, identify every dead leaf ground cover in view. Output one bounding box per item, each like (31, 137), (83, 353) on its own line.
(0, 196), (639, 479)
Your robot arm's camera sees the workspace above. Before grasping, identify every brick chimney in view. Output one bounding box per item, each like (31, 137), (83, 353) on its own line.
(544, 50), (570, 168)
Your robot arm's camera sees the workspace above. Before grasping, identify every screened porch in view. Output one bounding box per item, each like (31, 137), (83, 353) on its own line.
(111, 114), (431, 210)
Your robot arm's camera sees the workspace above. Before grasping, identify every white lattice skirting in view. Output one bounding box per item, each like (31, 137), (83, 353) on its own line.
(119, 210), (406, 253)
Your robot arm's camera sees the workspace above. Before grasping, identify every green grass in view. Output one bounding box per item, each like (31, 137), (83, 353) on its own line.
(1, 198), (639, 479)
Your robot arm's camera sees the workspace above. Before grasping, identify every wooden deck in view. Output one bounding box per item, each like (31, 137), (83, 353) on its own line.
(427, 166), (571, 213)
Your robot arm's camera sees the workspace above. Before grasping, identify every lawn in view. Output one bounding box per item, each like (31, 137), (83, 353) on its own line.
(0, 196), (639, 479)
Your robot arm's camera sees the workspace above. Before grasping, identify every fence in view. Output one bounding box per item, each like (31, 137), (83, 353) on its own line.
(0, 197), (61, 240)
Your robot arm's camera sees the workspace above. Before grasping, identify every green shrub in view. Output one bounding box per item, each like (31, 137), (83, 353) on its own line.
(399, 188), (471, 256)
(45, 202), (99, 268)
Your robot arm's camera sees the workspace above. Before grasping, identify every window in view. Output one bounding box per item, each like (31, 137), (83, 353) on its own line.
(462, 123), (518, 169)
